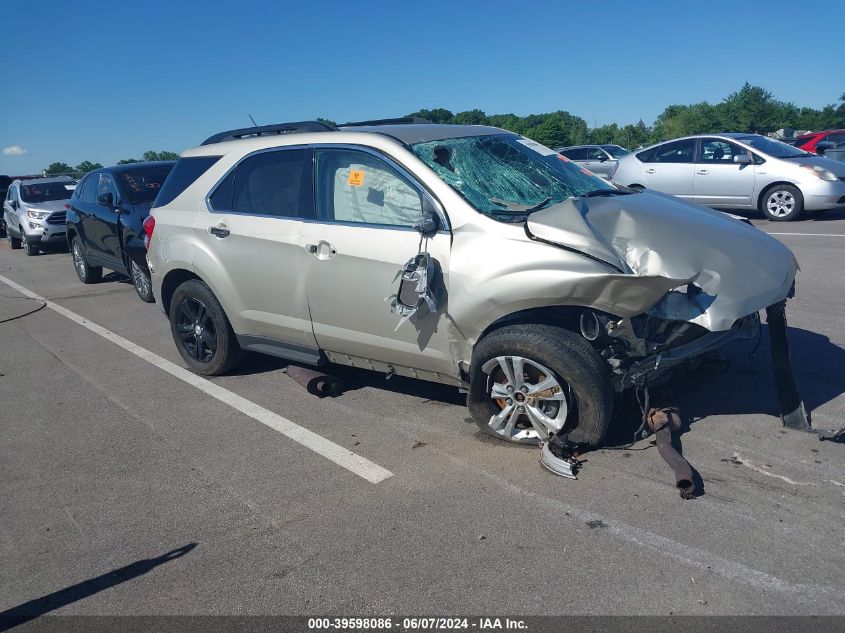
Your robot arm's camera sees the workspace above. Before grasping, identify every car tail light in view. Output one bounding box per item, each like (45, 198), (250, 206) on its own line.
(142, 215), (155, 249)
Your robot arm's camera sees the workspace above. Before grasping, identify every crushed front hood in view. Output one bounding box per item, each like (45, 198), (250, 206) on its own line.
(526, 192), (798, 331)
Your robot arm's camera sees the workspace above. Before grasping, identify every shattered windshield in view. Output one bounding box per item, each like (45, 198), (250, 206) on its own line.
(411, 134), (614, 219)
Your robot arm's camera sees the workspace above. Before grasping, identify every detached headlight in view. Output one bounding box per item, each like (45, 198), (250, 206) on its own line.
(800, 164), (838, 182)
(26, 210), (50, 219)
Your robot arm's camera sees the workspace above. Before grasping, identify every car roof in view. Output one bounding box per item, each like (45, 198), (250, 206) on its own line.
(194, 120), (511, 154)
(104, 160), (177, 174)
(14, 176), (76, 185)
(797, 129), (845, 137)
(335, 123), (506, 144)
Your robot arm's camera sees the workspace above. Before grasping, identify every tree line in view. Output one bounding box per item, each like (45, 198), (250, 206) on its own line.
(38, 84), (845, 176)
(407, 83), (845, 150)
(43, 151), (181, 176)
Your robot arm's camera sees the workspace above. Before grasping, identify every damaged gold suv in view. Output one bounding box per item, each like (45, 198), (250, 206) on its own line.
(147, 119), (798, 448)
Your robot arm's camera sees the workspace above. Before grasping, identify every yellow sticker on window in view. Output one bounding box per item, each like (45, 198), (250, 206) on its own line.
(348, 170), (365, 186)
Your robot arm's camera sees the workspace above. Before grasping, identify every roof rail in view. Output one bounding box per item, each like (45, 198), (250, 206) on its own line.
(201, 120), (338, 146)
(340, 117), (433, 127)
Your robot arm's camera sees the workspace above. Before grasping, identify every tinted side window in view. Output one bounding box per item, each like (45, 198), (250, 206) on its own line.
(563, 148), (588, 160)
(97, 174), (119, 201)
(825, 133), (845, 145)
(636, 147), (655, 162)
(315, 148), (423, 227)
(699, 139), (745, 163)
(653, 139), (696, 163)
(78, 175), (98, 202)
(230, 149), (306, 217)
(586, 147), (606, 160)
(208, 172), (234, 211)
(153, 156), (221, 208)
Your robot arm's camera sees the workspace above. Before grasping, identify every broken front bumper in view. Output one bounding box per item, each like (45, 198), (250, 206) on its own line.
(618, 312), (760, 389)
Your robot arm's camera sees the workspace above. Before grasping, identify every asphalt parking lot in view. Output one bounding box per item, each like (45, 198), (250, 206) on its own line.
(1, 210), (844, 618)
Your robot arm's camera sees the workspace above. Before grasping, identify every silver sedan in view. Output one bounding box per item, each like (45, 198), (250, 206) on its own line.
(613, 133), (845, 220)
(555, 144), (630, 180)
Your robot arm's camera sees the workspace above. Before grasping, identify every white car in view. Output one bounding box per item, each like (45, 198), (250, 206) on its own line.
(3, 176), (76, 255)
(613, 133), (845, 221)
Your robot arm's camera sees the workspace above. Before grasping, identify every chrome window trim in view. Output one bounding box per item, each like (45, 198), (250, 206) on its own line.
(204, 142), (450, 233)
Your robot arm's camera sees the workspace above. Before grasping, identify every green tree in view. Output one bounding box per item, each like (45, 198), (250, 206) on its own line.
(143, 151), (180, 161)
(719, 83), (782, 133)
(44, 162), (73, 175)
(453, 109), (487, 125)
(117, 158), (142, 164)
(406, 108), (454, 123)
(76, 160), (103, 173)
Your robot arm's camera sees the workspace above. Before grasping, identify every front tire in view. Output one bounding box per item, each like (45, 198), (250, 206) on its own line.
(760, 184), (803, 221)
(130, 259), (155, 303)
(169, 279), (245, 375)
(22, 237), (39, 256)
(71, 237), (102, 283)
(467, 324), (614, 447)
(7, 229), (21, 250)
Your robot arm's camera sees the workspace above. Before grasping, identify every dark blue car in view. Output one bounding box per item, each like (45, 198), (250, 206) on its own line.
(66, 161), (175, 302)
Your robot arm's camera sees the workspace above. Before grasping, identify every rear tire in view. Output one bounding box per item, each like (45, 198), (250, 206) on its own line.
(71, 236), (102, 283)
(467, 324), (614, 447)
(130, 259), (155, 303)
(760, 184), (803, 221)
(169, 279), (245, 375)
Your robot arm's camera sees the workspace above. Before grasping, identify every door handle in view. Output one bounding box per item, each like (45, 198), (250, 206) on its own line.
(696, 170), (708, 175)
(306, 241), (337, 260)
(645, 168), (655, 174)
(209, 224), (230, 238)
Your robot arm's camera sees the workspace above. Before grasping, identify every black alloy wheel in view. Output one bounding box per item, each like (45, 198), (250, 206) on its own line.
(175, 297), (218, 364)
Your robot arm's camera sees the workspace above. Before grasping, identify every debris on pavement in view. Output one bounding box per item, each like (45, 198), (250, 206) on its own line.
(540, 432), (582, 479)
(285, 365), (344, 397)
(646, 406), (696, 499)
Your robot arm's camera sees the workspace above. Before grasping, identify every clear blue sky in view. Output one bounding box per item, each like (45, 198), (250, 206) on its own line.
(2, 0), (843, 174)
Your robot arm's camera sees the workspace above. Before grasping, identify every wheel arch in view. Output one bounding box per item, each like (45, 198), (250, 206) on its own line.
(160, 268), (202, 316)
(475, 305), (599, 353)
(66, 226), (78, 250)
(757, 180), (801, 211)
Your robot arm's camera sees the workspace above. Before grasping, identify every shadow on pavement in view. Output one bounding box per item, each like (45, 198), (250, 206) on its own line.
(0, 543), (196, 631)
(670, 325), (845, 426)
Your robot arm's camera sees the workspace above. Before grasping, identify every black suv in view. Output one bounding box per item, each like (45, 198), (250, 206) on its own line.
(66, 161), (175, 302)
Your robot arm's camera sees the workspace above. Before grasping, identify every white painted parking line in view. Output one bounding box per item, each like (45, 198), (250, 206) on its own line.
(0, 273), (393, 484)
(766, 232), (845, 237)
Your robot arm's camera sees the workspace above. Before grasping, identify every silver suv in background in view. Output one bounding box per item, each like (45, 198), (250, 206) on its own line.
(555, 144), (630, 180)
(146, 120), (797, 450)
(613, 133), (845, 221)
(3, 176), (76, 255)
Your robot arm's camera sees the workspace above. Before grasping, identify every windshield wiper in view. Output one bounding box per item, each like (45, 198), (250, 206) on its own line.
(582, 188), (633, 197)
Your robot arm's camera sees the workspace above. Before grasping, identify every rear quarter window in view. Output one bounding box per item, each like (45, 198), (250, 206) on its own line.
(635, 147), (655, 162)
(153, 156), (221, 208)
